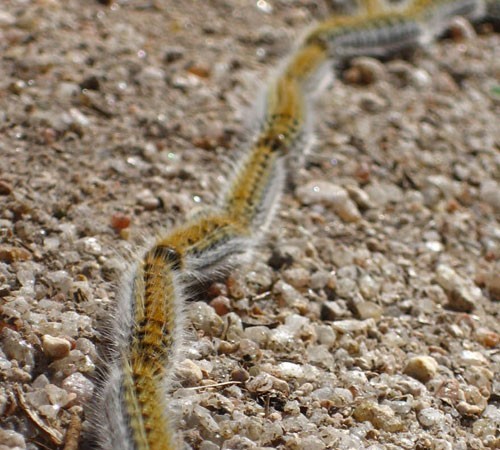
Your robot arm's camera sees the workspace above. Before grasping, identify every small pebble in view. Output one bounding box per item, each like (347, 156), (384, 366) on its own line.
(177, 359), (203, 386)
(346, 185), (373, 210)
(321, 301), (347, 321)
(474, 328), (499, 348)
(332, 318), (375, 334)
(1, 328), (35, 369)
(315, 324), (336, 347)
(354, 301), (382, 320)
(110, 213), (131, 232)
(0, 180), (13, 195)
(46, 270), (73, 294)
(435, 265), (477, 312)
(418, 407), (445, 428)
(358, 274), (380, 300)
(199, 441), (219, 450)
(300, 435), (326, 450)
(246, 373), (289, 395)
(55, 82), (80, 100)
(448, 16), (477, 41)
(0, 246), (31, 263)
(136, 189), (160, 210)
(358, 92), (387, 113)
(42, 335), (71, 360)
(404, 356), (439, 383)
(344, 56), (386, 85)
(296, 181), (361, 222)
(231, 367), (250, 382)
(459, 351), (489, 367)
(238, 339), (260, 361)
(61, 372), (94, 404)
(282, 267), (310, 289)
(244, 326), (270, 347)
(76, 237), (102, 256)
(46, 383), (72, 408)
(136, 65), (165, 87)
(0, 11), (16, 26)
(189, 302), (225, 337)
(224, 312), (244, 341)
(365, 182), (403, 207)
(353, 401), (404, 432)
(209, 296), (231, 316)
(0, 429), (26, 449)
(448, 286), (477, 312)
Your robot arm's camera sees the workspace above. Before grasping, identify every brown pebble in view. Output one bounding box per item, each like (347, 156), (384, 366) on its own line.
(474, 328), (499, 348)
(226, 274), (248, 299)
(42, 335), (71, 360)
(448, 286), (476, 313)
(187, 64), (210, 78)
(0, 180), (13, 195)
(218, 340), (238, 354)
(231, 367), (250, 382)
(0, 246), (31, 263)
(343, 57), (386, 85)
(110, 213), (131, 232)
(448, 16), (477, 41)
(210, 296), (231, 316)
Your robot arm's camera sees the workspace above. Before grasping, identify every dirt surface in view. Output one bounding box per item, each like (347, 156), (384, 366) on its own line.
(0, 1), (499, 449)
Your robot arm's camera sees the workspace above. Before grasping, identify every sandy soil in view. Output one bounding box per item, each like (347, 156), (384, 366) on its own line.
(0, 1), (499, 449)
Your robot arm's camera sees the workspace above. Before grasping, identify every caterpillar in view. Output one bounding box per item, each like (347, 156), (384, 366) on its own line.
(89, 1), (498, 449)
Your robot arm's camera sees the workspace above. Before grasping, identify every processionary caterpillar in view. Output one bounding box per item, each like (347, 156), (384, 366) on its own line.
(89, 1), (499, 449)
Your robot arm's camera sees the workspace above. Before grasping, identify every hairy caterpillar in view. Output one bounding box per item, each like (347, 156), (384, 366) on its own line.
(89, 1), (498, 449)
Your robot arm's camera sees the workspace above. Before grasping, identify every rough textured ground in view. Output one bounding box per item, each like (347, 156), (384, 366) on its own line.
(0, 1), (499, 449)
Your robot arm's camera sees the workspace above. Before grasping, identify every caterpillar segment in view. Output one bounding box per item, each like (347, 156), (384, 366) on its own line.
(95, 248), (185, 450)
(222, 76), (306, 229)
(124, 248), (181, 450)
(409, 0), (486, 39)
(305, 10), (425, 60)
(409, 0), (484, 20)
(90, 2), (497, 449)
(283, 42), (329, 86)
(153, 212), (251, 276)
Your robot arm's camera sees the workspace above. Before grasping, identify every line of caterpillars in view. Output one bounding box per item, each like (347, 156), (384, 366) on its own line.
(90, 1), (499, 449)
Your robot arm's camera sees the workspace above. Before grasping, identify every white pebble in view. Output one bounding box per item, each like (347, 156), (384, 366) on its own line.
(0, 328), (35, 370)
(61, 372), (94, 404)
(356, 270), (379, 298)
(297, 181), (361, 222)
(0, 429), (26, 449)
(459, 351), (489, 367)
(332, 318), (375, 334)
(46, 270), (73, 294)
(76, 237), (102, 256)
(418, 407), (445, 427)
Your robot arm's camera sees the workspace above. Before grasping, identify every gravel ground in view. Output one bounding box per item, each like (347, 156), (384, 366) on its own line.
(0, 1), (499, 449)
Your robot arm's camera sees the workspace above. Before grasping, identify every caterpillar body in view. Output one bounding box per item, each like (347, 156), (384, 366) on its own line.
(89, 1), (498, 449)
